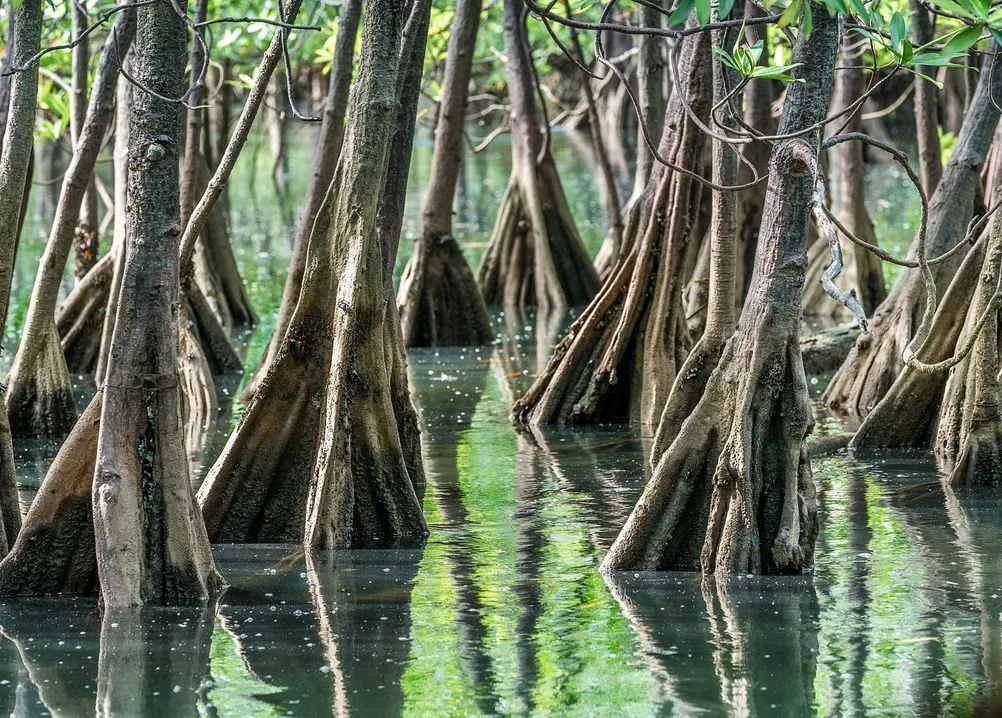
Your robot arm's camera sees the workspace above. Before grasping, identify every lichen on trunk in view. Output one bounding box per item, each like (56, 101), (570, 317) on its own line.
(601, 4), (839, 575)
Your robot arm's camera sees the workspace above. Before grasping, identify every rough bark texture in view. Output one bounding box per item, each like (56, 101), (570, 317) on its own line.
(199, 0), (428, 549)
(6, 10), (135, 438)
(243, 0), (363, 401)
(0, 0), (41, 559)
(475, 0), (599, 312)
(943, 210), (1002, 485)
(852, 231), (987, 449)
(92, 0), (220, 607)
(0, 392), (102, 597)
(824, 53), (1002, 416)
(512, 26), (710, 427)
(601, 5), (839, 574)
(801, 324), (861, 375)
(304, 0), (431, 550)
(649, 12), (741, 461)
(803, 48), (886, 317)
(396, 0), (492, 348)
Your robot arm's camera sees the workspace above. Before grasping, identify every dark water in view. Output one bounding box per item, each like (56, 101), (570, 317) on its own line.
(3, 127), (991, 716)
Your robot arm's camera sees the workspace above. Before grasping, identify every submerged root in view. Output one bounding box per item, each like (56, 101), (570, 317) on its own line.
(6, 320), (78, 438)
(0, 392), (102, 597)
(397, 231), (493, 348)
(179, 322), (218, 477)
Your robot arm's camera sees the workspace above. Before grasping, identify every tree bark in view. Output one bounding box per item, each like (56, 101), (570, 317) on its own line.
(92, 0), (220, 606)
(512, 22), (710, 427)
(602, 4), (839, 574)
(198, 0), (429, 549)
(475, 0), (599, 312)
(6, 10), (136, 438)
(242, 0), (363, 401)
(823, 48), (1002, 417)
(396, 0), (494, 348)
(802, 42), (885, 317)
(70, 0), (102, 283)
(912, 0), (943, 196)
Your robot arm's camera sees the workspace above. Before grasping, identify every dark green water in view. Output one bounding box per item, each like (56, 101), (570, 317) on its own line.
(2, 128), (992, 716)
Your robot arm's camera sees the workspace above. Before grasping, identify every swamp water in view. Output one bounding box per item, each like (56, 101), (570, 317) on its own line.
(0, 127), (990, 716)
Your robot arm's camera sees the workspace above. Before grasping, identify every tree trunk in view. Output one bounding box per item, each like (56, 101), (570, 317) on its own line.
(512, 23), (710, 427)
(92, 0), (220, 606)
(97, 66), (133, 385)
(70, 0), (102, 283)
(851, 230), (987, 449)
(941, 207), (1002, 485)
(802, 43), (886, 317)
(912, 0), (943, 196)
(649, 10), (741, 461)
(823, 50), (1002, 417)
(475, 0), (599, 312)
(631, 2), (666, 202)
(56, 250), (114, 374)
(6, 10), (136, 438)
(397, 0), (494, 348)
(601, 4), (839, 574)
(242, 0), (363, 401)
(0, 0), (43, 558)
(199, 0), (429, 549)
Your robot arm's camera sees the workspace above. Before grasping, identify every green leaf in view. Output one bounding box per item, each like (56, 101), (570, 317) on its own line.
(713, 46), (739, 71)
(990, 26), (1002, 47)
(719, 0), (736, 19)
(802, 0), (813, 37)
(778, 0), (801, 29)
(749, 38), (764, 64)
(939, 24), (984, 57)
(890, 11), (906, 52)
(752, 63), (804, 79)
(11, 0), (24, 12)
(929, 0), (978, 19)
(695, 0), (711, 27)
(668, 0), (694, 27)
(901, 37), (914, 64)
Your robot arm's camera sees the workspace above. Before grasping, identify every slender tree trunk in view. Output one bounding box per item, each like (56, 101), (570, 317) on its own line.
(397, 0), (493, 348)
(602, 3), (839, 574)
(70, 0), (102, 283)
(476, 0), (599, 312)
(912, 0), (943, 196)
(243, 0), (363, 401)
(6, 10), (136, 438)
(92, 0), (220, 606)
(824, 49), (1002, 417)
(735, 0), (774, 306)
(0, 0), (45, 558)
(803, 42), (885, 316)
(632, 2), (665, 202)
(512, 22), (710, 427)
(96, 65), (133, 385)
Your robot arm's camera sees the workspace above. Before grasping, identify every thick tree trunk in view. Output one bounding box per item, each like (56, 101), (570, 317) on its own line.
(242, 0), (363, 401)
(512, 25), (710, 427)
(397, 0), (493, 348)
(476, 0), (599, 312)
(941, 208), (1002, 485)
(649, 12), (741, 461)
(912, 0), (943, 196)
(601, 4), (839, 574)
(199, 0), (428, 548)
(803, 45), (885, 317)
(823, 51), (1002, 417)
(92, 0), (220, 607)
(56, 251), (114, 374)
(6, 10), (135, 438)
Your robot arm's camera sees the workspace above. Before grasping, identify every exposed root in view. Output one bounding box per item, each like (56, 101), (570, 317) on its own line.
(6, 320), (78, 438)
(0, 391), (102, 597)
(397, 231), (493, 348)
